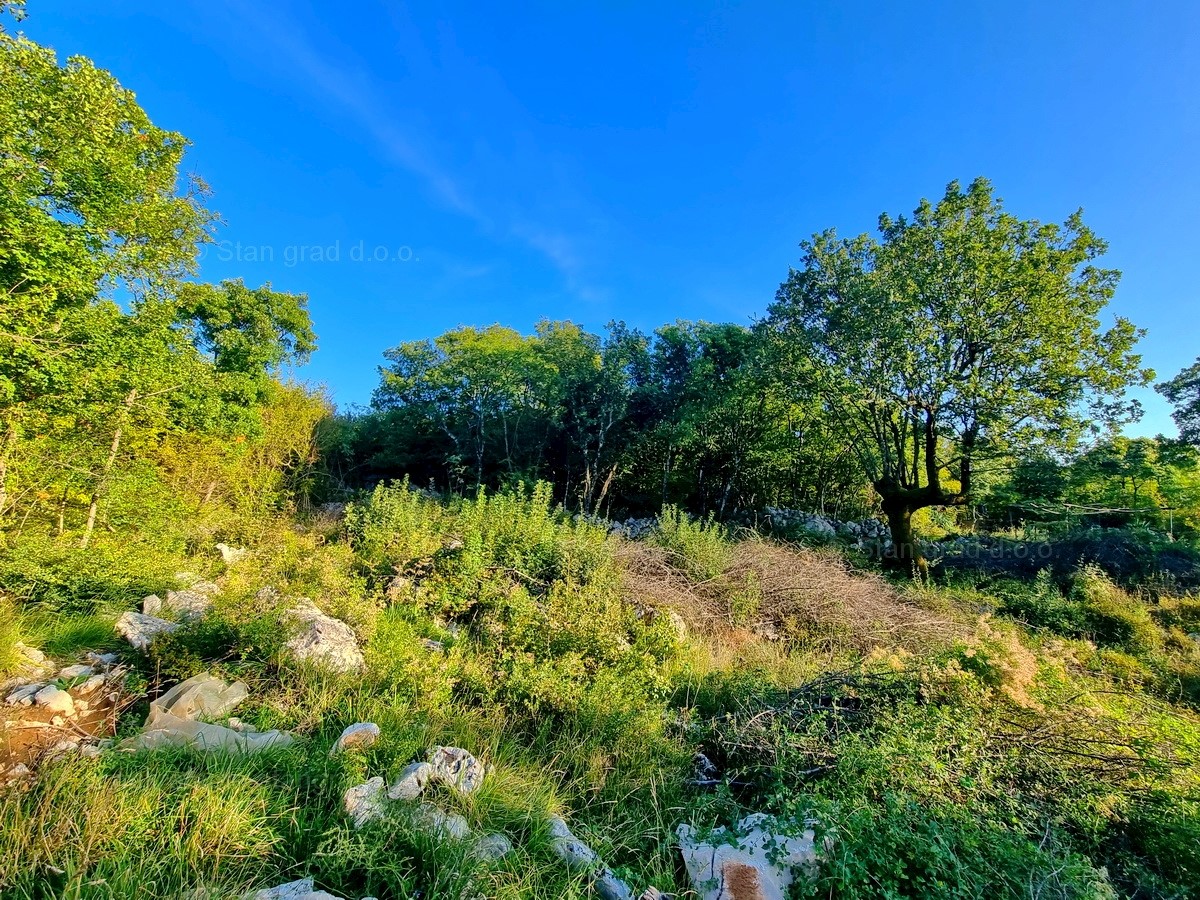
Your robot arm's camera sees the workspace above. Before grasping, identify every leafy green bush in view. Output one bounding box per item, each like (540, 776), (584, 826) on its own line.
(1154, 595), (1200, 632)
(995, 570), (1090, 634)
(1071, 565), (1162, 656)
(148, 612), (287, 683)
(349, 482), (680, 731)
(651, 505), (731, 581)
(799, 793), (1116, 900)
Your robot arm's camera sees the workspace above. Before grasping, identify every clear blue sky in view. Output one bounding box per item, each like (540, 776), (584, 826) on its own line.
(16, 1), (1200, 433)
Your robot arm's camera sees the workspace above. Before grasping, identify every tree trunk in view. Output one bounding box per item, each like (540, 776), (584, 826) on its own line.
(593, 462), (618, 517)
(80, 389), (136, 549)
(0, 415), (18, 520)
(56, 482), (70, 537)
(881, 497), (928, 578)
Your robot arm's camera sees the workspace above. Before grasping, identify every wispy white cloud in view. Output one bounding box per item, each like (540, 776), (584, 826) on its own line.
(224, 1), (602, 301)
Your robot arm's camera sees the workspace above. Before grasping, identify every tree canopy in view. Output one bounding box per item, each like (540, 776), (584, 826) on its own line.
(765, 178), (1151, 569)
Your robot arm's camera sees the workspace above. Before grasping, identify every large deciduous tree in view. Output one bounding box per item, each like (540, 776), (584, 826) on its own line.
(766, 178), (1151, 572)
(0, 26), (318, 537)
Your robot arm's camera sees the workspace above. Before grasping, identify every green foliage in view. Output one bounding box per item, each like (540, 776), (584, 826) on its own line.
(995, 570), (1090, 634)
(0, 592), (24, 677)
(1071, 565), (1162, 656)
(357, 318), (869, 519)
(651, 505), (731, 581)
(0, 534), (186, 615)
(801, 794), (1116, 900)
(348, 482), (677, 732)
(1158, 357), (1200, 447)
(694, 651), (1199, 899)
(766, 177), (1151, 558)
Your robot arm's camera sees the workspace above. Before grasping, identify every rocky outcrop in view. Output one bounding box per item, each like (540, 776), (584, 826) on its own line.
(216, 543), (247, 565)
(33, 684), (75, 716)
(387, 761), (432, 800)
(246, 879), (375, 900)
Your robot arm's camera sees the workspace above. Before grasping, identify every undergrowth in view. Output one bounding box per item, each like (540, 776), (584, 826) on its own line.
(0, 484), (1197, 898)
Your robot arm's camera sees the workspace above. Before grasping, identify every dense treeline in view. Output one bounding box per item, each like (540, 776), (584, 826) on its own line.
(330, 315), (1200, 541)
(329, 320), (866, 519)
(326, 178), (1200, 569)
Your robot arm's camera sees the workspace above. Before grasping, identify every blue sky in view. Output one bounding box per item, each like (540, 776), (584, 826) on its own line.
(16, 1), (1200, 433)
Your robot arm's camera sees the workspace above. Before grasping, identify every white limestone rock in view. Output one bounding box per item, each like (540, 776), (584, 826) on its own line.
(676, 814), (821, 900)
(164, 588), (214, 622)
(5, 683), (42, 706)
(413, 803), (470, 840)
(116, 610), (179, 651)
(387, 761), (432, 801)
(58, 664), (95, 680)
(471, 832), (514, 861)
(427, 745), (486, 794)
(246, 880), (352, 900)
(344, 777), (387, 829)
(284, 601), (365, 673)
(330, 722), (380, 756)
(217, 542), (248, 565)
(34, 684), (75, 716)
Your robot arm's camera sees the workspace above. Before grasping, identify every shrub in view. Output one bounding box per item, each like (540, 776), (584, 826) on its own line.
(947, 618), (1041, 708)
(799, 793), (1117, 900)
(0, 535), (186, 615)
(651, 505), (731, 581)
(1153, 595), (1200, 632)
(995, 570), (1090, 635)
(1071, 566), (1162, 656)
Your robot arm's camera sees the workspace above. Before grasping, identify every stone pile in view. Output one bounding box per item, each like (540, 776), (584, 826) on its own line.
(1, 649), (127, 781)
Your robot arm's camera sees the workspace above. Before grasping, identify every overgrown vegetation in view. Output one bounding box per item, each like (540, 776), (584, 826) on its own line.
(5, 484), (1199, 898)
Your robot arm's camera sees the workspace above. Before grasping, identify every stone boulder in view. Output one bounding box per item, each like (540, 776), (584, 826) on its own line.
(34, 684), (75, 716)
(246, 879), (361, 900)
(330, 722), (380, 755)
(5, 683), (42, 706)
(216, 542), (248, 565)
(427, 745), (486, 794)
(471, 832), (514, 861)
(548, 816), (634, 900)
(413, 802), (471, 839)
(115, 611), (179, 651)
(387, 761), (432, 801)
(344, 777), (387, 829)
(676, 814), (820, 900)
(284, 601), (365, 673)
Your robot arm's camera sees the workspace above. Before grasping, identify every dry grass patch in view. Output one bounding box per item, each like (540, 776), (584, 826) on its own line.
(618, 537), (967, 655)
